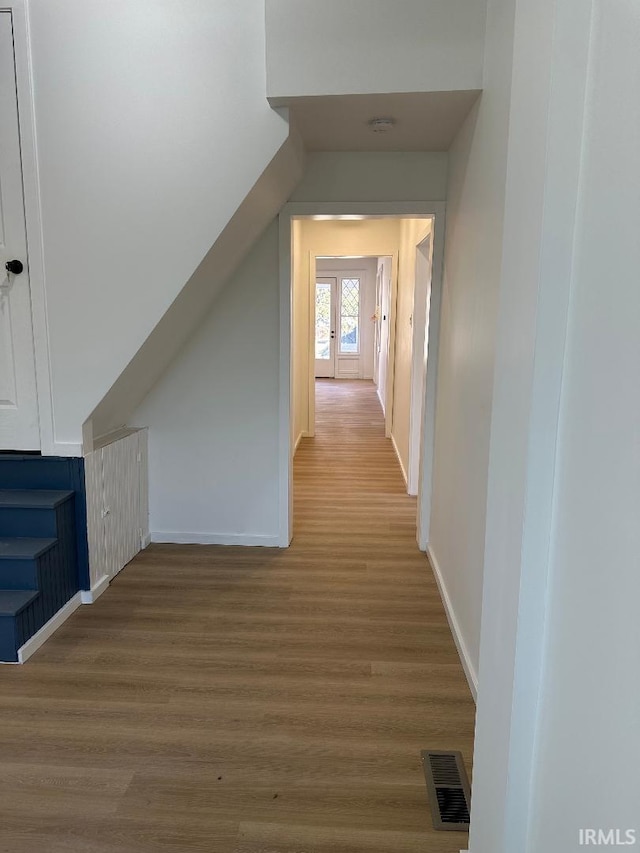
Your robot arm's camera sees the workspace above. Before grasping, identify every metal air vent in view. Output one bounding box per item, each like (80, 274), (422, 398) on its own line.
(421, 750), (471, 831)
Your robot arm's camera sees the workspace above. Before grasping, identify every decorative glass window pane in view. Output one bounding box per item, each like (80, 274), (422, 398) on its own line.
(340, 278), (360, 354)
(341, 317), (358, 352)
(315, 282), (331, 359)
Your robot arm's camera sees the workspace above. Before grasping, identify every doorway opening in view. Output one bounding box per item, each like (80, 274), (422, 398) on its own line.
(279, 205), (444, 551)
(314, 257), (378, 381)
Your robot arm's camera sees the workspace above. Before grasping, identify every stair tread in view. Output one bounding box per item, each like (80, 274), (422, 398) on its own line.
(0, 537), (58, 560)
(0, 489), (74, 509)
(0, 588), (39, 616)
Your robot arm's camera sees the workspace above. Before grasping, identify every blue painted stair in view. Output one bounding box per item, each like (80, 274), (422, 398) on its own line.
(0, 489), (79, 662)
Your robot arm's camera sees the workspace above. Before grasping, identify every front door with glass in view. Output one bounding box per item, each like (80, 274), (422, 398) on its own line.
(314, 274), (362, 379)
(315, 277), (336, 377)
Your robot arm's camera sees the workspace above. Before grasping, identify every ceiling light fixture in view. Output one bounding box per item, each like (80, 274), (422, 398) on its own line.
(368, 117), (395, 133)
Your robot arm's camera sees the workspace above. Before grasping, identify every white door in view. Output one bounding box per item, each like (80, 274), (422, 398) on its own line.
(0, 13), (39, 451)
(314, 277), (336, 378)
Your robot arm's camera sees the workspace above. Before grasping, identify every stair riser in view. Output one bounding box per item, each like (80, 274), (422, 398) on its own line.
(0, 558), (39, 590)
(0, 507), (58, 538)
(14, 544), (78, 655)
(0, 463), (84, 660)
(0, 616), (18, 662)
(0, 455), (89, 589)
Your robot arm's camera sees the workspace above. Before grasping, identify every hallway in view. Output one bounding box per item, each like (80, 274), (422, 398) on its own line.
(0, 380), (475, 853)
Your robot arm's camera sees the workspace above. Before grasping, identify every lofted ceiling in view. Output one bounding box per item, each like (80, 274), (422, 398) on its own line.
(270, 90), (481, 152)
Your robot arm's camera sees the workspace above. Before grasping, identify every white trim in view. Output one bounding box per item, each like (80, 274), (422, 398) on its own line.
(8, 3), (58, 455)
(407, 230), (433, 496)
(417, 214), (445, 550)
(309, 258), (326, 404)
(294, 430), (309, 455)
(50, 441), (83, 458)
(278, 208), (294, 547)
(80, 574), (110, 604)
(141, 532), (152, 548)
(391, 432), (408, 486)
(10, 592), (82, 664)
(91, 426), (140, 452)
(427, 545), (478, 702)
(151, 531), (280, 547)
(376, 386), (385, 415)
(383, 252), (400, 439)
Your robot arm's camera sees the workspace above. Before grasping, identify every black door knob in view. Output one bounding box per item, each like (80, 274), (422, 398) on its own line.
(5, 260), (23, 275)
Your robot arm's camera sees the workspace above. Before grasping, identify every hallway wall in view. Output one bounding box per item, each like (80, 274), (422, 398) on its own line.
(134, 223), (281, 545)
(528, 2), (640, 847)
(291, 152), (448, 203)
(428, 0), (516, 691)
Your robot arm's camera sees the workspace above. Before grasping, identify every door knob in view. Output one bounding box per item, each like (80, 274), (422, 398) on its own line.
(5, 260), (23, 275)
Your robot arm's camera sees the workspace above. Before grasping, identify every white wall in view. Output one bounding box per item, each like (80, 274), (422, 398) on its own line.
(133, 223), (281, 545)
(265, 0), (487, 97)
(464, 0), (640, 850)
(291, 152), (448, 203)
(87, 133), (303, 444)
(27, 0), (294, 449)
(427, 0), (516, 693)
(528, 2), (640, 848)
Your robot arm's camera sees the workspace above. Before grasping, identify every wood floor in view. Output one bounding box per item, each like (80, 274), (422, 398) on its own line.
(0, 379), (475, 853)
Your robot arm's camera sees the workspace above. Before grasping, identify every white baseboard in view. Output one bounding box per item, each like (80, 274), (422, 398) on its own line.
(46, 440), (83, 458)
(294, 431), (311, 456)
(376, 387), (386, 415)
(151, 531), (280, 547)
(427, 545), (478, 702)
(141, 532), (152, 548)
(391, 432), (408, 486)
(80, 574), (110, 604)
(11, 592), (82, 664)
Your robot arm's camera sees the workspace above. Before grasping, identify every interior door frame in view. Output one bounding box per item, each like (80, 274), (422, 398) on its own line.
(407, 232), (434, 497)
(2, 3), (62, 455)
(373, 265), (382, 386)
(279, 201), (446, 549)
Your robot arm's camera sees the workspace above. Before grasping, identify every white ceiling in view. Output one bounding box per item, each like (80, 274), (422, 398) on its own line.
(271, 90), (481, 152)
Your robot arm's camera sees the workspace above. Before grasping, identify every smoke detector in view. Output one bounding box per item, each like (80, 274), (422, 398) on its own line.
(368, 117), (395, 133)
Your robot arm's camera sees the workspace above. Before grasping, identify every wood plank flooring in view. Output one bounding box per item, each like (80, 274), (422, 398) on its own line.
(0, 379), (475, 852)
